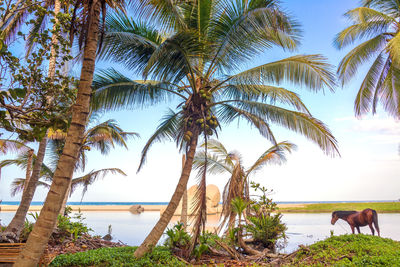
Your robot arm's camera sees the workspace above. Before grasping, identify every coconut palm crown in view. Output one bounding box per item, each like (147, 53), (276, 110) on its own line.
(335, 0), (400, 118)
(92, 0), (339, 257)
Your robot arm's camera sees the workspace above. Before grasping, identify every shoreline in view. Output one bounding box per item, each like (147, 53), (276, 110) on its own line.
(1, 202), (399, 213)
(0, 203), (304, 212)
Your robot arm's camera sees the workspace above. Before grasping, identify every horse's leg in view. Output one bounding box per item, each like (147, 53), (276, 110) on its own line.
(369, 223), (375, 236)
(350, 225), (355, 234)
(356, 226), (361, 234)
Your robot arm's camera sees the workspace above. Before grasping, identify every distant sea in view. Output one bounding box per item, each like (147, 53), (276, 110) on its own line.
(0, 200), (396, 206)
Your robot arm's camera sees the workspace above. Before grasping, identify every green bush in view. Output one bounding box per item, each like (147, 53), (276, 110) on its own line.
(245, 213), (287, 249)
(164, 222), (190, 249)
(192, 231), (220, 259)
(293, 234), (400, 266)
(50, 246), (186, 267)
(56, 212), (91, 241)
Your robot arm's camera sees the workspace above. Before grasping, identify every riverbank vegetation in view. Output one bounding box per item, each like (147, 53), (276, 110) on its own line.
(278, 202), (400, 213)
(49, 235), (400, 266)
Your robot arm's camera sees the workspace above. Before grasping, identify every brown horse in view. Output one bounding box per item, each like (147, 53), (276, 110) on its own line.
(331, 209), (380, 236)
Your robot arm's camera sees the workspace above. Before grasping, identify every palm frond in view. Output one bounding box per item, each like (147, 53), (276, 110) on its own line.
(334, 7), (395, 48)
(208, 3), (300, 73)
(92, 68), (174, 111)
(70, 168), (126, 199)
(143, 30), (203, 84)
(132, 0), (187, 31)
(247, 141), (296, 175)
(216, 103), (278, 144)
(221, 101), (339, 156)
(386, 31), (400, 67)
(337, 33), (388, 85)
(10, 178), (50, 197)
(362, 0), (400, 16)
(138, 109), (182, 171)
(354, 52), (387, 116)
(0, 139), (30, 154)
(99, 11), (163, 71)
(230, 55), (336, 92)
(193, 151), (233, 175)
(220, 84), (310, 114)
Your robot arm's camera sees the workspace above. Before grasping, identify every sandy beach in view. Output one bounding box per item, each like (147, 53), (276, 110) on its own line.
(0, 203), (305, 212)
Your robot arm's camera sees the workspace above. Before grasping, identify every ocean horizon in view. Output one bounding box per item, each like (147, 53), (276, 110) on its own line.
(0, 200), (397, 206)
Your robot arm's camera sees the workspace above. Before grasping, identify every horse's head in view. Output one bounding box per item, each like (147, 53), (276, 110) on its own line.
(331, 211), (339, 225)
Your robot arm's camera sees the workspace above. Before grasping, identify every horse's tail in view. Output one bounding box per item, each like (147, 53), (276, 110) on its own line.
(372, 209), (380, 237)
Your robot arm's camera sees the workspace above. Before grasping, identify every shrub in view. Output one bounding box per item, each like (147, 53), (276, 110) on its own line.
(245, 213), (287, 249)
(50, 246), (186, 267)
(164, 222), (190, 250)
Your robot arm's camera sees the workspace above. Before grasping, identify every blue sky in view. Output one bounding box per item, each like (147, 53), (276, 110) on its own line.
(1, 0), (399, 203)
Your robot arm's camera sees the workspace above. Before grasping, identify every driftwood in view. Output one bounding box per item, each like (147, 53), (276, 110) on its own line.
(215, 239), (242, 260)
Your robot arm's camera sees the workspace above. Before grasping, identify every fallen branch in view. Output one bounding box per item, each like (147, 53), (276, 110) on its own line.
(215, 239), (242, 260)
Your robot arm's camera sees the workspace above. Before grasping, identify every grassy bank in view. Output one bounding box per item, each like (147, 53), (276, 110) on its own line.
(288, 234), (400, 266)
(279, 202), (400, 213)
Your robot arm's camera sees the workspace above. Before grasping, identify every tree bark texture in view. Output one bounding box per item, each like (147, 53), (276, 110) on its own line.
(4, 137), (47, 237)
(47, 0), (61, 78)
(180, 154), (188, 229)
(134, 131), (199, 258)
(23, 149), (34, 193)
(14, 1), (101, 265)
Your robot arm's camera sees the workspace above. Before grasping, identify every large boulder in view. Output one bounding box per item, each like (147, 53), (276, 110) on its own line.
(129, 205), (144, 214)
(160, 184), (221, 216)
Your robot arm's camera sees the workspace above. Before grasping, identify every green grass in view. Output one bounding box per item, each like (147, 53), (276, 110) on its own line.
(50, 246), (186, 267)
(290, 234), (400, 266)
(279, 202), (400, 213)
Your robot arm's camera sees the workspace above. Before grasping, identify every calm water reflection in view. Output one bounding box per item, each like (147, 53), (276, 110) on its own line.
(1, 211), (399, 253)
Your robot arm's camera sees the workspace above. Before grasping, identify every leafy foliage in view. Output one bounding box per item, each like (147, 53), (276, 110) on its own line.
(293, 234), (400, 266)
(50, 246), (186, 267)
(0, 3), (75, 141)
(164, 222), (191, 250)
(19, 210), (91, 243)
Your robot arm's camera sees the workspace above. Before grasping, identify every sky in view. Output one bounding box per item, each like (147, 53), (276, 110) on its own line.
(1, 0), (399, 203)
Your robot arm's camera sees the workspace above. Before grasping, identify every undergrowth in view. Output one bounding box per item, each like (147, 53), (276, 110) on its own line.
(50, 246), (186, 267)
(291, 234), (400, 266)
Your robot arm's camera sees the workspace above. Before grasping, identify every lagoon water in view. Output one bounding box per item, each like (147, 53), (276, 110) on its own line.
(1, 211), (399, 253)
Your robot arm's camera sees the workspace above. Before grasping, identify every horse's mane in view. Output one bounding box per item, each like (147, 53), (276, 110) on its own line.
(332, 210), (357, 218)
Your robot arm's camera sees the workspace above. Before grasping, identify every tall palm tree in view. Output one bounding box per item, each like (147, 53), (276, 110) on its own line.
(15, 0), (125, 265)
(335, 0), (400, 118)
(193, 139), (295, 233)
(92, 0), (339, 257)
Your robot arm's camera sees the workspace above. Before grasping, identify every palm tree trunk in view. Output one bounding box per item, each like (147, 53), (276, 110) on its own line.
(134, 131), (199, 258)
(14, 1), (101, 265)
(180, 154), (188, 229)
(59, 181), (71, 216)
(47, 0), (61, 78)
(23, 149), (34, 194)
(3, 137), (47, 238)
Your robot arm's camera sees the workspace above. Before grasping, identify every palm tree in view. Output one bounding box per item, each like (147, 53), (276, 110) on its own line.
(1, 118), (136, 211)
(335, 0), (400, 118)
(15, 0), (125, 265)
(92, 0), (339, 257)
(193, 139), (295, 233)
